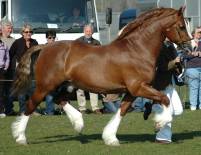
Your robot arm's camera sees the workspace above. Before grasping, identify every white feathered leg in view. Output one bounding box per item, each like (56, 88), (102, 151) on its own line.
(102, 109), (122, 146)
(11, 114), (30, 145)
(63, 102), (84, 133)
(153, 104), (172, 130)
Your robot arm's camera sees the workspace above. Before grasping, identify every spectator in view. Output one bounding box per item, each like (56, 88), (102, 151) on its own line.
(0, 39), (9, 118)
(185, 26), (201, 110)
(0, 19), (16, 116)
(67, 7), (85, 26)
(9, 24), (40, 116)
(143, 40), (183, 144)
(48, 13), (60, 23)
(1, 20), (15, 48)
(132, 97), (146, 112)
(44, 30), (56, 115)
(101, 94), (121, 113)
(76, 24), (102, 114)
(46, 29), (56, 44)
(0, 23), (2, 36)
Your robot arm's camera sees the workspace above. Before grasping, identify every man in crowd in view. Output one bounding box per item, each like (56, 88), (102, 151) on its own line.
(0, 20), (16, 116)
(76, 24), (102, 114)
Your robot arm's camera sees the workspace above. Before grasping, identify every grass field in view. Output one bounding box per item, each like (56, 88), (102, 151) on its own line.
(0, 108), (201, 155)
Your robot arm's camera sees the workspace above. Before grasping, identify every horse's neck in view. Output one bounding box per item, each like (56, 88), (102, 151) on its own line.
(125, 24), (165, 56)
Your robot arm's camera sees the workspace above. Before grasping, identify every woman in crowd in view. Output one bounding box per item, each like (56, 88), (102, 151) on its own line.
(9, 24), (39, 115)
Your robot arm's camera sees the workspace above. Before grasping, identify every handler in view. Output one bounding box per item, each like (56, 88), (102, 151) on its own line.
(144, 40), (183, 144)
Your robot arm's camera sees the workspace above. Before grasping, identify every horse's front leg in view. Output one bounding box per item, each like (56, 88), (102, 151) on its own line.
(102, 93), (135, 146)
(11, 88), (45, 145)
(133, 82), (172, 129)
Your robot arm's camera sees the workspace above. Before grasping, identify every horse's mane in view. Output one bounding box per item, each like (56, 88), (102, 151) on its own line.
(116, 7), (177, 41)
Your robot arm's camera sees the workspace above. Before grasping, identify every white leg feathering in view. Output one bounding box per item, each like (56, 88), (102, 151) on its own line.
(102, 109), (122, 146)
(63, 103), (84, 133)
(11, 114), (30, 145)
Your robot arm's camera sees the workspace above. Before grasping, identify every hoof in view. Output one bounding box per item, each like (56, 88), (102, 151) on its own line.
(11, 115), (29, 145)
(102, 133), (120, 146)
(103, 138), (120, 146)
(73, 117), (84, 133)
(16, 138), (27, 145)
(14, 133), (27, 145)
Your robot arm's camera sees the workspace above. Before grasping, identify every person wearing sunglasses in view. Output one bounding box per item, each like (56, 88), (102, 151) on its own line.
(9, 24), (40, 116)
(43, 30), (57, 115)
(46, 30), (56, 44)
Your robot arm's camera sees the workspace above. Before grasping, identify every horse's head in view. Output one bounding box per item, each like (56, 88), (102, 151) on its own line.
(162, 6), (192, 45)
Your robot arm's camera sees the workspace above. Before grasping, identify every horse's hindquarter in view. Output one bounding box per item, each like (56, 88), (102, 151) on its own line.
(35, 41), (70, 89)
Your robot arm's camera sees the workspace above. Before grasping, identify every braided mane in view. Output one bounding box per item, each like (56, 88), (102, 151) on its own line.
(116, 8), (176, 41)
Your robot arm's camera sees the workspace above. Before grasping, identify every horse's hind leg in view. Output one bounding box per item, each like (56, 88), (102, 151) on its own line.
(52, 85), (84, 133)
(102, 93), (135, 146)
(60, 101), (84, 133)
(12, 88), (46, 145)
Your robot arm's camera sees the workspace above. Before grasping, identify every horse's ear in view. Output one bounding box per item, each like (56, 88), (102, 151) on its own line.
(178, 5), (186, 16)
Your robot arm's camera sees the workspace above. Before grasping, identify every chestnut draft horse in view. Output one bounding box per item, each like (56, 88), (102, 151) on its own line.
(11, 7), (191, 146)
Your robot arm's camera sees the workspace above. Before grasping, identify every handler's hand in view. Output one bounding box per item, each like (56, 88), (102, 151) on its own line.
(174, 56), (181, 64)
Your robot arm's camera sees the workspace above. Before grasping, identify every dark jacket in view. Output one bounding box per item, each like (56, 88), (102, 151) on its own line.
(185, 41), (201, 68)
(7, 37), (38, 79)
(77, 36), (101, 45)
(153, 42), (180, 90)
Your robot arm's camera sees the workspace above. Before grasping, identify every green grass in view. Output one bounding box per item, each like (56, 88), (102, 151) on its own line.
(0, 109), (201, 155)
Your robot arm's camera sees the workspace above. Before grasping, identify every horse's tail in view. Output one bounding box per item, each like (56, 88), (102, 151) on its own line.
(11, 44), (46, 96)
